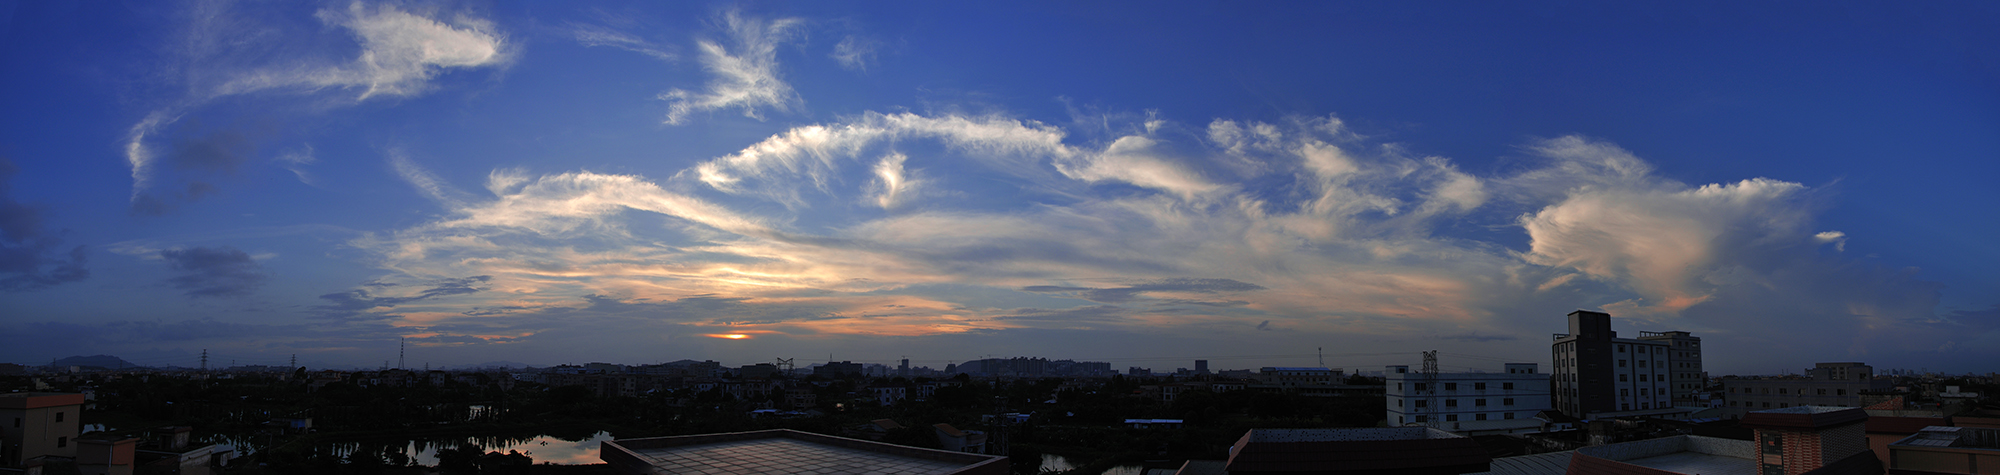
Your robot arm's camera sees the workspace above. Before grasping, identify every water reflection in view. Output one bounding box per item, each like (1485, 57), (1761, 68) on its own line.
(1039, 453), (1149, 475)
(319, 431), (614, 466)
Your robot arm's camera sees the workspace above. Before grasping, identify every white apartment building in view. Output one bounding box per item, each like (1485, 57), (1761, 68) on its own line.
(1385, 363), (1551, 435)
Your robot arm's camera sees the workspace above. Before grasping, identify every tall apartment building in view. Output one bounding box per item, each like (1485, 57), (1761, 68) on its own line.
(1551, 310), (1703, 418)
(1385, 363), (1551, 435)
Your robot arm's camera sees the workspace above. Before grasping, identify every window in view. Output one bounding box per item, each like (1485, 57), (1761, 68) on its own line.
(11, 417), (17, 428)
(1618, 345), (1626, 353)
(56, 411), (64, 422)
(1762, 402), (1771, 408)
(58, 436), (67, 448)
(1640, 388), (1649, 395)
(1762, 432), (1783, 454)
(1780, 403), (1789, 408)
(1731, 401), (1738, 407)
(1837, 389), (1846, 396)
(1641, 402), (1650, 409)
(1446, 399), (1458, 407)
(1763, 464), (1784, 475)
(1445, 383), (1457, 391)
(1505, 413), (1515, 420)
(1414, 383), (1427, 391)
(1621, 389), (1630, 396)
(1622, 403), (1631, 410)
(1416, 415), (1428, 422)
(1638, 360), (1647, 368)
(1398, 383), (1403, 390)
(1476, 399), (1487, 406)
(1619, 360), (1628, 367)
(1476, 413), (1488, 421)
(1817, 389), (1826, 395)
(1446, 415), (1458, 421)
(1779, 388), (1787, 394)
(1415, 400), (1428, 408)
(1639, 374), (1648, 382)
(1504, 383), (1515, 390)
(1475, 383), (1487, 390)
(1504, 398), (1515, 405)
(1619, 374), (1628, 382)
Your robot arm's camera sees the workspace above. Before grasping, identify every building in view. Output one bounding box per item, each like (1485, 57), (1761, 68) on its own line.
(1886, 426), (2000, 475)
(1, 392), (84, 468)
(814, 361), (864, 378)
(1724, 363), (1892, 412)
(1196, 360), (1210, 375)
(600, 429), (1006, 474)
(1255, 367), (1343, 387)
(1559, 406), (1881, 475)
(1551, 310), (1702, 418)
(1385, 363), (1552, 434)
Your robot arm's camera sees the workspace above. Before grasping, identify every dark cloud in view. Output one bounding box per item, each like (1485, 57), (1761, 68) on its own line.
(312, 276), (492, 321)
(994, 305), (1128, 322)
(1020, 278), (1265, 303)
(169, 128), (255, 173)
(160, 246), (268, 297)
(0, 157), (89, 291)
(1256, 320), (1273, 331)
(1437, 333), (1519, 342)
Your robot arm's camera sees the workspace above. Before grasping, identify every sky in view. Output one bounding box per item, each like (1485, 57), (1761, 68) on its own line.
(1, 1), (1996, 375)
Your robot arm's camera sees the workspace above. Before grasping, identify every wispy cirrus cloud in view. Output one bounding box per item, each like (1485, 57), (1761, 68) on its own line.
(124, 1), (510, 211)
(315, 110), (1989, 364)
(661, 10), (802, 125)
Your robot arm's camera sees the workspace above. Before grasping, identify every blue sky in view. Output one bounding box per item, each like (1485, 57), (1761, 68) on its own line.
(1, 1), (1995, 374)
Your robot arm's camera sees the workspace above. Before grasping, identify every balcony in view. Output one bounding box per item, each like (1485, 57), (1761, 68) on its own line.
(1552, 333), (1570, 341)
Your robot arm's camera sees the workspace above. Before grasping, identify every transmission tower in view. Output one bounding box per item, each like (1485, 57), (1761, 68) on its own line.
(290, 354), (297, 368)
(200, 349), (208, 371)
(774, 358), (794, 375)
(399, 338), (406, 370)
(1420, 350), (1439, 428)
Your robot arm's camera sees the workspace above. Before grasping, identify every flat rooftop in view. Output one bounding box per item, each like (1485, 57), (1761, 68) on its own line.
(1621, 451), (1754, 475)
(601, 429), (1006, 475)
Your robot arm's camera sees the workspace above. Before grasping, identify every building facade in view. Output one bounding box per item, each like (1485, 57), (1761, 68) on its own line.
(1, 392), (84, 468)
(1385, 363), (1551, 434)
(1723, 362), (1891, 411)
(1551, 310), (1701, 418)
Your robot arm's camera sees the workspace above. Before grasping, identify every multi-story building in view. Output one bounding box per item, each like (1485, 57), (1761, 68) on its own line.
(1, 392), (83, 468)
(1551, 310), (1701, 418)
(1637, 330), (1705, 406)
(1254, 367), (1342, 386)
(1722, 362), (1892, 411)
(1385, 363), (1551, 434)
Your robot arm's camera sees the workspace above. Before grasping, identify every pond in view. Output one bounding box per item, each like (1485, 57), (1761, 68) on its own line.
(1040, 453), (1150, 475)
(319, 431), (615, 466)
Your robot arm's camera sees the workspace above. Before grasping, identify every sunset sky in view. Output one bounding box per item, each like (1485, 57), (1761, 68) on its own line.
(2, 1), (1996, 374)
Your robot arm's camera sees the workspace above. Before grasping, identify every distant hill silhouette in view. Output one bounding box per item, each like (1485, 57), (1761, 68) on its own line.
(449, 361), (536, 370)
(51, 355), (139, 369)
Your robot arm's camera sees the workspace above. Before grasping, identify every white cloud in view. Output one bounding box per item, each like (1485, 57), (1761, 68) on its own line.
(661, 10), (802, 125)
(123, 1), (510, 204)
(867, 153), (917, 209)
(388, 149), (463, 208)
(1815, 231), (1848, 251)
(831, 36), (877, 71)
(277, 144), (317, 185)
(570, 22), (677, 62)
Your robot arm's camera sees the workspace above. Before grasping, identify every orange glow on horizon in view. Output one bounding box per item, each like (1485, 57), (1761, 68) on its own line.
(705, 333), (752, 340)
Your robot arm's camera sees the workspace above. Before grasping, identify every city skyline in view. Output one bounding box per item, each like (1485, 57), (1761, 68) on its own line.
(2, 2), (1996, 373)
